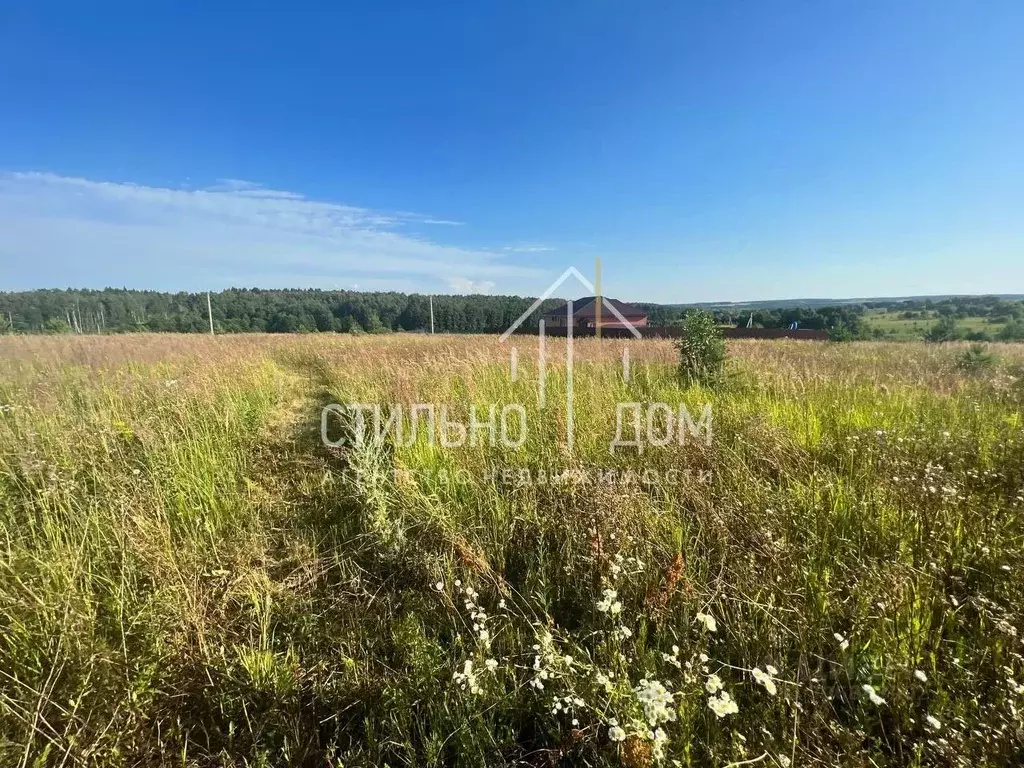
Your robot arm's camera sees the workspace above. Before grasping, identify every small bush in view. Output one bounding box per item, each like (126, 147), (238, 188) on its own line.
(829, 325), (855, 343)
(955, 343), (997, 373)
(998, 320), (1024, 342)
(674, 310), (726, 387)
(925, 316), (961, 343)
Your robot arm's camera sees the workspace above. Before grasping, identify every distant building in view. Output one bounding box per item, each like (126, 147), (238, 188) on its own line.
(542, 297), (648, 330)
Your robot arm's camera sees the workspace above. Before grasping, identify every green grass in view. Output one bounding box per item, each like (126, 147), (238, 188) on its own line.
(1, 334), (1024, 766)
(865, 310), (1007, 340)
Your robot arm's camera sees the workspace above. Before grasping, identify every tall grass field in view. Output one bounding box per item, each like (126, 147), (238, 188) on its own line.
(2, 334), (1023, 767)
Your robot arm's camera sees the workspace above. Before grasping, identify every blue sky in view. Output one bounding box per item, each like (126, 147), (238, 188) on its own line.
(1, 1), (1022, 302)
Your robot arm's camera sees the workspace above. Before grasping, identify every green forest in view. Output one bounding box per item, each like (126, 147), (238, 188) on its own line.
(1, 288), (1023, 340)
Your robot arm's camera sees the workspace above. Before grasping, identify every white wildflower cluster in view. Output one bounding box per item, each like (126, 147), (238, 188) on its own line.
(609, 552), (645, 579)
(695, 612), (717, 633)
(447, 581), (503, 697)
(704, 672), (738, 718)
(595, 670), (616, 693)
(752, 665), (778, 696)
(460, 582), (491, 647)
(550, 693), (586, 725)
(661, 645), (681, 669)
(596, 585), (635, 644)
(529, 630), (559, 691)
(635, 678), (677, 727)
(453, 660), (481, 695)
(708, 690), (739, 718)
(596, 588), (622, 615)
(862, 683), (886, 706)
(650, 726), (668, 761)
(613, 625), (633, 640)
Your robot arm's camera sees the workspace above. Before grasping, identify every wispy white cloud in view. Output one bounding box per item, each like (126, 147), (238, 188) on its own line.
(447, 277), (496, 294)
(0, 172), (541, 291)
(503, 243), (556, 252)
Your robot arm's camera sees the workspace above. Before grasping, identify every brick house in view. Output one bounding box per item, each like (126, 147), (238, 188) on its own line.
(542, 297), (648, 330)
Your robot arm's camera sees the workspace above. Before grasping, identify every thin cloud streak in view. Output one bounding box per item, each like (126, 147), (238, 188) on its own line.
(0, 172), (541, 292)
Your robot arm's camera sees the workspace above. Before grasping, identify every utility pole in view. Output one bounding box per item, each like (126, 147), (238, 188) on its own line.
(429, 295), (435, 334)
(207, 291), (215, 335)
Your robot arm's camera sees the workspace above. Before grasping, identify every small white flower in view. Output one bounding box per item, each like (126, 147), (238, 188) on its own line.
(707, 690), (738, 718)
(651, 727), (668, 760)
(635, 678), (677, 727)
(454, 579), (461, 587)
(699, 653), (709, 663)
(914, 669), (928, 682)
(596, 588), (622, 615)
(834, 632), (850, 651)
(705, 674), (723, 693)
(778, 756), (791, 768)
(695, 612), (717, 632)
(752, 667), (778, 696)
(484, 658), (498, 672)
(608, 724), (627, 742)
(766, 664), (778, 676)
(433, 581), (444, 591)
(862, 684), (886, 706)
(925, 714), (942, 730)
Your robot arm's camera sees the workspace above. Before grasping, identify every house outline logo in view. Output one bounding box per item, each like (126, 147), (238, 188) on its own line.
(499, 263), (642, 454)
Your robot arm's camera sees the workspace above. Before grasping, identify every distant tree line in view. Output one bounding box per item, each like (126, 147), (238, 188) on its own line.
(0, 288), (567, 335)
(1, 288), (1022, 340)
(644, 304), (868, 335)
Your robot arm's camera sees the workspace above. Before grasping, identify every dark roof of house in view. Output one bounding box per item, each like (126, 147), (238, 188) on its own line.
(543, 297), (647, 318)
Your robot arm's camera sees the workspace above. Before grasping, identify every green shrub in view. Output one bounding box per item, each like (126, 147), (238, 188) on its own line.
(674, 310), (726, 386)
(829, 324), (855, 343)
(924, 316), (961, 342)
(955, 343), (997, 373)
(998, 320), (1024, 342)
